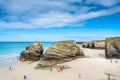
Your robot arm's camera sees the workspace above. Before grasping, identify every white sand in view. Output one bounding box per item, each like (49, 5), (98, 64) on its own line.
(0, 46), (120, 80)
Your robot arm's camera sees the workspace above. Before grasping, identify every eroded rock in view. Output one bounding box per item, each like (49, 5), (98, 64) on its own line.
(105, 37), (120, 58)
(20, 42), (44, 61)
(39, 40), (84, 66)
(82, 40), (105, 49)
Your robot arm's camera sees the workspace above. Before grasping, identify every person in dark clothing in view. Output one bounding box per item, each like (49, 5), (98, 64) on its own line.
(23, 75), (27, 80)
(50, 68), (52, 72)
(9, 67), (12, 70)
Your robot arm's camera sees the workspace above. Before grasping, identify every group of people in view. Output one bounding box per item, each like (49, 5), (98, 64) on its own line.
(23, 66), (64, 80)
(110, 59), (118, 63)
(57, 66), (63, 72)
(9, 56), (19, 70)
(50, 66), (64, 72)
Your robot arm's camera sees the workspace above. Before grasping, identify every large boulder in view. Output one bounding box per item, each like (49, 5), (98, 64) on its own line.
(20, 42), (44, 61)
(82, 40), (105, 49)
(105, 37), (120, 58)
(39, 40), (84, 66)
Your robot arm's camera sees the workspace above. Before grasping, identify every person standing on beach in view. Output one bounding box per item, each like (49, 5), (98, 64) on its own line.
(110, 60), (112, 63)
(17, 56), (19, 61)
(62, 66), (64, 69)
(57, 66), (62, 72)
(23, 75), (27, 80)
(9, 67), (12, 70)
(50, 68), (52, 72)
(108, 74), (111, 80)
(78, 73), (81, 79)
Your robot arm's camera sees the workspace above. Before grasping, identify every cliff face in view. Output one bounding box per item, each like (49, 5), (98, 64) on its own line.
(39, 40), (84, 66)
(105, 37), (120, 58)
(20, 42), (44, 61)
(82, 40), (105, 49)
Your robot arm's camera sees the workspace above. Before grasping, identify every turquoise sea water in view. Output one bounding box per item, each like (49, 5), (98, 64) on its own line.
(0, 42), (54, 66)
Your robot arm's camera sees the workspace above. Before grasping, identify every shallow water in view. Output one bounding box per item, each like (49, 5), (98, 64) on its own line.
(0, 42), (54, 66)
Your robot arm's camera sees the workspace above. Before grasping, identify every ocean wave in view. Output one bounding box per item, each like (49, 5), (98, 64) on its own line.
(0, 53), (19, 60)
(0, 53), (19, 66)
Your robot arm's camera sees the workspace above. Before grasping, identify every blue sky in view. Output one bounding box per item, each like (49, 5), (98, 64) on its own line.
(0, 0), (120, 42)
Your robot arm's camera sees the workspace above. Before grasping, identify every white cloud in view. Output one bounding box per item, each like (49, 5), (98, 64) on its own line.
(30, 12), (75, 28)
(0, 0), (120, 28)
(77, 6), (120, 20)
(86, 0), (120, 7)
(0, 21), (33, 29)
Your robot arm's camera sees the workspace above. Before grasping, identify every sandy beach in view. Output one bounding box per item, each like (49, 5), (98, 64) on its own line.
(0, 46), (120, 80)
(0, 0), (120, 79)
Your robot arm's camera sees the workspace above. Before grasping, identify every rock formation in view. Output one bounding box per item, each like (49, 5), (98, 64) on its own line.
(39, 40), (84, 66)
(94, 40), (105, 49)
(105, 37), (120, 58)
(20, 42), (44, 61)
(76, 42), (83, 44)
(82, 41), (94, 48)
(82, 40), (105, 49)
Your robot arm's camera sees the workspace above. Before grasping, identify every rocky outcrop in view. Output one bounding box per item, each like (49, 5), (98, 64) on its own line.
(94, 40), (105, 49)
(105, 37), (120, 58)
(39, 40), (84, 66)
(82, 41), (94, 48)
(77, 42), (83, 44)
(82, 40), (105, 49)
(20, 42), (44, 61)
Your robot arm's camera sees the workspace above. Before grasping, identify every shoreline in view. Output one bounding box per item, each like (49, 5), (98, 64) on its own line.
(0, 55), (19, 67)
(0, 47), (120, 80)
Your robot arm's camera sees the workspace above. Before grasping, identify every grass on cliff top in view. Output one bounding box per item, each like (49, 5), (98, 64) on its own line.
(35, 64), (58, 70)
(53, 40), (75, 46)
(34, 41), (42, 46)
(57, 40), (74, 43)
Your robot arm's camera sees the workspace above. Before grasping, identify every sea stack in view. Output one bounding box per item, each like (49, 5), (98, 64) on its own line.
(105, 37), (120, 58)
(20, 41), (44, 61)
(39, 40), (84, 66)
(82, 41), (94, 48)
(82, 40), (105, 49)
